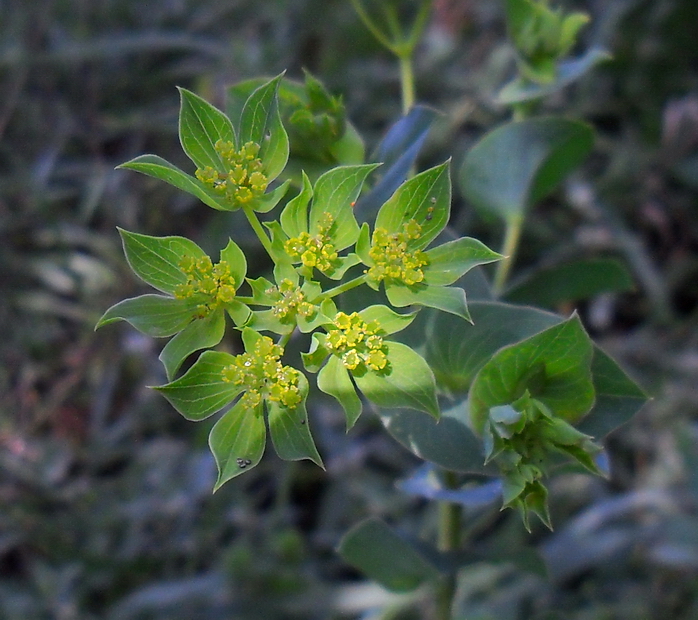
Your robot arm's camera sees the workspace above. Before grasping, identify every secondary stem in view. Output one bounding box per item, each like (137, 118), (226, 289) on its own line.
(399, 53), (415, 115)
(435, 470), (462, 620)
(242, 204), (274, 258)
(493, 215), (524, 297)
(320, 274), (368, 300)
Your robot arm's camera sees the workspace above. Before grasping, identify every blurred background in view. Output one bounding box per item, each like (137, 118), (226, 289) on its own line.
(3, 0), (698, 618)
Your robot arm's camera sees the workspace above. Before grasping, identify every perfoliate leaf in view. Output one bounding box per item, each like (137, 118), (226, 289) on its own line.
(280, 171), (313, 239)
(118, 155), (230, 211)
(358, 305), (417, 335)
(209, 400), (266, 490)
(159, 309), (226, 380)
(353, 342), (439, 419)
(154, 350), (241, 421)
(424, 237), (503, 286)
(375, 162), (451, 250)
(178, 87), (235, 171)
(118, 229), (206, 295)
(469, 315), (595, 434)
(95, 294), (197, 337)
(317, 355), (363, 429)
(219, 239), (247, 288)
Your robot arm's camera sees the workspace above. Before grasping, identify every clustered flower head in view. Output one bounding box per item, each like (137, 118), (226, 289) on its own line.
(266, 278), (317, 321)
(367, 220), (429, 286)
(196, 140), (268, 205)
(284, 212), (339, 273)
(325, 311), (389, 373)
(221, 335), (302, 409)
(174, 255), (237, 315)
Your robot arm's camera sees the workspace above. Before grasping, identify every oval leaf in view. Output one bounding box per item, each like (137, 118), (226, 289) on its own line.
(96, 294), (196, 337)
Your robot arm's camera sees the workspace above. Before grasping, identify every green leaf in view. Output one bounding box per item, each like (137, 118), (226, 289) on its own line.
(154, 350), (242, 421)
(219, 239), (247, 288)
(375, 162), (451, 250)
(118, 155), (230, 211)
(95, 294), (196, 337)
(238, 74), (289, 181)
(310, 164), (379, 251)
(424, 237), (503, 286)
(459, 117), (594, 223)
(379, 399), (495, 474)
(267, 375), (323, 466)
(159, 309), (226, 380)
(118, 229), (206, 295)
(302, 334), (331, 373)
(178, 87), (235, 171)
(386, 283), (471, 322)
(338, 518), (440, 592)
(424, 301), (561, 396)
(354, 342), (439, 418)
(579, 347), (648, 438)
(497, 49), (610, 104)
(469, 315), (595, 434)
(209, 400), (266, 490)
(253, 179), (291, 214)
(505, 257), (635, 308)
(358, 305), (416, 335)
(280, 171), (313, 239)
(317, 355), (363, 429)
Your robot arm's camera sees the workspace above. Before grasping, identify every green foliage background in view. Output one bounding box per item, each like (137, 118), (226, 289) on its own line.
(2, 0), (698, 618)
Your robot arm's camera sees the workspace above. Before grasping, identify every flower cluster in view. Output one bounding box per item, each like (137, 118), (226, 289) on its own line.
(367, 220), (429, 286)
(174, 255), (237, 315)
(221, 335), (302, 409)
(284, 212), (338, 273)
(266, 279), (317, 321)
(196, 140), (268, 205)
(325, 312), (389, 372)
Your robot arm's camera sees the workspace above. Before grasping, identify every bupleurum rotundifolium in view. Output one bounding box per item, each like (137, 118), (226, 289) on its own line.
(221, 335), (302, 410)
(266, 278), (317, 321)
(367, 219), (429, 286)
(195, 140), (268, 205)
(174, 255), (237, 316)
(284, 212), (339, 273)
(325, 311), (389, 373)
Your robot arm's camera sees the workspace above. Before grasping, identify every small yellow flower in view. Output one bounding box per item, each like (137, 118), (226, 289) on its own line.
(366, 220), (429, 287)
(174, 255), (237, 316)
(325, 312), (389, 373)
(284, 212), (340, 274)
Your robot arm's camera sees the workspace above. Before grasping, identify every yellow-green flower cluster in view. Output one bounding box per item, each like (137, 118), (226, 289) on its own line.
(174, 255), (237, 315)
(196, 140), (268, 205)
(284, 212), (338, 273)
(325, 312), (388, 372)
(367, 220), (429, 286)
(221, 336), (302, 409)
(266, 279), (317, 321)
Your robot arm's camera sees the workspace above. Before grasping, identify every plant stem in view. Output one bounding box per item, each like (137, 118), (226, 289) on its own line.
(399, 53), (415, 115)
(435, 470), (462, 620)
(320, 274), (368, 300)
(242, 204), (274, 258)
(493, 215), (524, 297)
(349, 0), (395, 52)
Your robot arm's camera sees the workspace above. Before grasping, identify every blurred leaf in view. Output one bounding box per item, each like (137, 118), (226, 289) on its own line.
(398, 465), (503, 507)
(459, 118), (594, 223)
(498, 48), (611, 104)
(505, 257), (635, 307)
(354, 105), (438, 222)
(178, 87), (235, 171)
(338, 518), (440, 592)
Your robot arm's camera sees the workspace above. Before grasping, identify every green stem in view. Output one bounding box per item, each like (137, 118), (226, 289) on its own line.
(349, 0), (396, 52)
(398, 53), (415, 115)
(277, 330), (293, 349)
(320, 274), (368, 300)
(242, 204), (274, 258)
(493, 215), (524, 297)
(435, 470), (462, 620)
